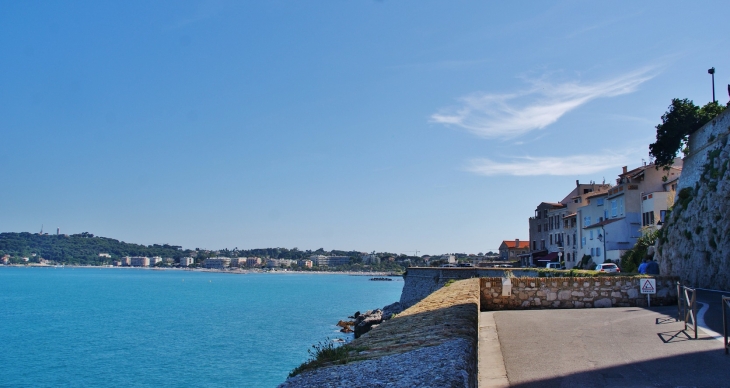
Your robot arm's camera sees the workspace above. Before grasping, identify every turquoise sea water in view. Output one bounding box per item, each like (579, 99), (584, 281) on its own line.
(0, 267), (403, 387)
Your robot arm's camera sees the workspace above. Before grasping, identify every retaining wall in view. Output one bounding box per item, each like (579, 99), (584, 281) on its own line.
(400, 267), (537, 309)
(280, 278), (480, 387)
(480, 276), (679, 310)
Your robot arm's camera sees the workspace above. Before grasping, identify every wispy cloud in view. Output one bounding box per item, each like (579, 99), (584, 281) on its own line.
(465, 152), (635, 177)
(431, 68), (657, 139)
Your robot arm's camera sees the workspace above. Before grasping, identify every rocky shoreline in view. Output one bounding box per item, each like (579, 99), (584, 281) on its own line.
(336, 301), (405, 338)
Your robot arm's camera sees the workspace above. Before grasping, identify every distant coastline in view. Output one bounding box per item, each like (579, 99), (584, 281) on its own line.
(0, 264), (398, 277)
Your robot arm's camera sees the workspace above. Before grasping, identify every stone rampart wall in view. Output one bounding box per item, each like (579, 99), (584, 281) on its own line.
(400, 267), (538, 309)
(480, 276), (679, 310)
(280, 278), (481, 387)
(676, 108), (730, 194)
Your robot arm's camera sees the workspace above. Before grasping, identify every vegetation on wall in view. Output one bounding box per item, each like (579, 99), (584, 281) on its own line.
(620, 228), (660, 273)
(649, 99), (726, 169)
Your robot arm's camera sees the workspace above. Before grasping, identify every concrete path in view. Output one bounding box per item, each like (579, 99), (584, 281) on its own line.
(480, 307), (730, 388)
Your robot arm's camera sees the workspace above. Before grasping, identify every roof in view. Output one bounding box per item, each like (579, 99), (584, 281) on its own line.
(585, 191), (609, 199)
(501, 240), (530, 249)
(563, 213), (577, 218)
(535, 252), (559, 262)
(584, 217), (624, 229)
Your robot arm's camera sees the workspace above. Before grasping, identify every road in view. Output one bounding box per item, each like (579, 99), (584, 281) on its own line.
(694, 288), (730, 336)
(484, 307), (730, 388)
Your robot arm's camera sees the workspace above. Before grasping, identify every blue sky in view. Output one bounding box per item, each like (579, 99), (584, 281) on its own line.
(2, 1), (728, 254)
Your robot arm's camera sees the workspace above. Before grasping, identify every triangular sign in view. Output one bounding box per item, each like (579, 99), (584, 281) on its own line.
(641, 279), (655, 292)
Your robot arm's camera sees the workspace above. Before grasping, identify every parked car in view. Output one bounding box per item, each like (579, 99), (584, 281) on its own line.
(545, 263), (563, 269)
(439, 263), (457, 268)
(596, 263), (620, 273)
(457, 263), (473, 267)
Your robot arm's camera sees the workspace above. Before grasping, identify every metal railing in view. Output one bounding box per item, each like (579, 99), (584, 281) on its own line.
(682, 285), (698, 339)
(722, 296), (730, 354)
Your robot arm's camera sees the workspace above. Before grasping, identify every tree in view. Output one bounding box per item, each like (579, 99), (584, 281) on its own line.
(649, 99), (726, 169)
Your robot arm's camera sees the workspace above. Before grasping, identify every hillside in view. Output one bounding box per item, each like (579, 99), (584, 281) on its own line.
(0, 232), (191, 265)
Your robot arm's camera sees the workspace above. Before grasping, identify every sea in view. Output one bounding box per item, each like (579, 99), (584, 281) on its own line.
(0, 267), (404, 387)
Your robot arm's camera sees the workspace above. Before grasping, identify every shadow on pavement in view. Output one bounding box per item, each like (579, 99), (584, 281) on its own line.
(509, 348), (730, 388)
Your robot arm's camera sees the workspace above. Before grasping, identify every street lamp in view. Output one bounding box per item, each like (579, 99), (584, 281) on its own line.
(708, 67), (716, 102)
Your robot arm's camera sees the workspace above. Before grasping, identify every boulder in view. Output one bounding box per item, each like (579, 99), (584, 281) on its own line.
(354, 309), (383, 338)
(382, 302), (403, 320)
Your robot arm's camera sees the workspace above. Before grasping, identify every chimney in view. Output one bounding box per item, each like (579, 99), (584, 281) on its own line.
(622, 166), (627, 174)
(576, 180), (579, 188)
(515, 238), (520, 248)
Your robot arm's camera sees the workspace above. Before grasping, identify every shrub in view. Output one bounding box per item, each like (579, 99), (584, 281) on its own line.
(289, 339), (364, 377)
(620, 228), (659, 273)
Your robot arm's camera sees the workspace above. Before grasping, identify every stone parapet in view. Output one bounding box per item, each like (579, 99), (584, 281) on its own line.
(400, 267), (538, 309)
(480, 276), (679, 310)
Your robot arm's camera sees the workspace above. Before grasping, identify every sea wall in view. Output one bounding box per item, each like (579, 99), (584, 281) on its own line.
(280, 278), (481, 387)
(399, 267), (538, 309)
(480, 276), (678, 310)
(657, 108), (730, 290)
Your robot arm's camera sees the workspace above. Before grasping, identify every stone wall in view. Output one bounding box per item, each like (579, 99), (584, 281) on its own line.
(675, 108), (730, 193)
(657, 108), (730, 290)
(399, 267), (539, 309)
(480, 276), (678, 310)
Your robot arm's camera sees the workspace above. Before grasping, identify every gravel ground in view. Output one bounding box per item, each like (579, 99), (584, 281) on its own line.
(278, 338), (474, 388)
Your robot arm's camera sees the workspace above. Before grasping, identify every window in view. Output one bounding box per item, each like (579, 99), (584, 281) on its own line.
(597, 198), (604, 206)
(596, 247), (601, 257)
(611, 200), (618, 217)
(660, 210), (666, 223)
(532, 241), (536, 250)
(538, 224), (542, 232)
(541, 240), (545, 250)
(567, 235), (570, 246)
(573, 233), (576, 246)
(582, 237), (586, 247)
(590, 230), (593, 240)
(619, 198), (624, 215)
(543, 210), (548, 218)
(591, 247), (595, 256)
(550, 234), (553, 245)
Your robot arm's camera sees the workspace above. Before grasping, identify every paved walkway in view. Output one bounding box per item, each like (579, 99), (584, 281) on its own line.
(479, 307), (730, 388)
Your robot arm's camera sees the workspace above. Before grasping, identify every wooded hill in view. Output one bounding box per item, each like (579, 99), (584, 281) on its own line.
(0, 232), (413, 269)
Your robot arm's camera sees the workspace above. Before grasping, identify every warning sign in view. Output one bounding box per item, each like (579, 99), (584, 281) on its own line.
(640, 278), (656, 294)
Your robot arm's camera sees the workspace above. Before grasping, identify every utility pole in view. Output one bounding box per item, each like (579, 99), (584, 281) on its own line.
(708, 67), (716, 102)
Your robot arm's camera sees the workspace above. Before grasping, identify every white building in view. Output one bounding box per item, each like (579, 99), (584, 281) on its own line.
(180, 257), (194, 267)
(204, 257), (231, 269)
(130, 257), (150, 267)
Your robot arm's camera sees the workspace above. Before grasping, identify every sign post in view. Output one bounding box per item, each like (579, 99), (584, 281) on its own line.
(640, 278), (656, 307)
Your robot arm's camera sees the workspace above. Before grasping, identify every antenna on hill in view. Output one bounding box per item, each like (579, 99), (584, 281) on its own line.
(40, 224), (43, 234)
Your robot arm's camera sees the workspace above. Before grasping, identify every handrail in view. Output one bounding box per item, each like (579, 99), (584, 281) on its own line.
(722, 296), (730, 354)
(677, 281), (682, 322)
(683, 286), (698, 339)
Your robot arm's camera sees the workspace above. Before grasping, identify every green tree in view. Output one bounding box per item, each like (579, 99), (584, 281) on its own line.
(649, 99), (726, 168)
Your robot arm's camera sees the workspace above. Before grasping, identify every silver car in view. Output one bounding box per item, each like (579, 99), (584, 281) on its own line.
(596, 263), (620, 273)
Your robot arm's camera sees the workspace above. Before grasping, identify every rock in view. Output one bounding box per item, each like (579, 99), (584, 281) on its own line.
(627, 288), (639, 299)
(558, 290), (572, 300)
(382, 302), (403, 320)
(594, 298), (612, 308)
(354, 309), (383, 338)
